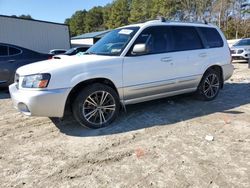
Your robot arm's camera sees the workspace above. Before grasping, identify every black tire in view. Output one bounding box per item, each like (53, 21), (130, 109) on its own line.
(197, 69), (222, 101)
(72, 83), (120, 129)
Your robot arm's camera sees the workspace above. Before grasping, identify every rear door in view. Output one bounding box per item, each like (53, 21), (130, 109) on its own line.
(167, 26), (206, 89)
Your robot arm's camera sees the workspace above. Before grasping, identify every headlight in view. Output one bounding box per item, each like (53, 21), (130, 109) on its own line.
(245, 48), (250, 52)
(22, 73), (51, 88)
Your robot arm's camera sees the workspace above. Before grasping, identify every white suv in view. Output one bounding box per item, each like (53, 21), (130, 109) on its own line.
(230, 38), (250, 63)
(9, 19), (234, 128)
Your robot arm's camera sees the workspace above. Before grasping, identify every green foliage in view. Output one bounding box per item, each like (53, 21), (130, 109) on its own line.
(11, 15), (33, 20)
(65, 0), (250, 38)
(105, 0), (130, 29)
(129, 0), (152, 23)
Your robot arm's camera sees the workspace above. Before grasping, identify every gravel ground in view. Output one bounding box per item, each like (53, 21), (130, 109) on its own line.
(0, 63), (250, 188)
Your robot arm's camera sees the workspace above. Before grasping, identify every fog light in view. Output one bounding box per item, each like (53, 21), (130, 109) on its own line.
(18, 103), (30, 113)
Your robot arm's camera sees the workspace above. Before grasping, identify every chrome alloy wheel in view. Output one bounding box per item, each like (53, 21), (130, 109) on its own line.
(82, 91), (116, 126)
(203, 73), (220, 99)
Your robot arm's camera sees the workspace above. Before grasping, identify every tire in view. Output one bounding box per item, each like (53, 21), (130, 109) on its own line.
(72, 83), (120, 129)
(197, 69), (222, 101)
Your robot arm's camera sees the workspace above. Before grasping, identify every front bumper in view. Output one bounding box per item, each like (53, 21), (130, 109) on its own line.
(232, 53), (250, 63)
(9, 84), (71, 117)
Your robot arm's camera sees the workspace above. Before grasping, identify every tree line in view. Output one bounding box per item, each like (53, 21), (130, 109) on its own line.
(64, 0), (249, 39)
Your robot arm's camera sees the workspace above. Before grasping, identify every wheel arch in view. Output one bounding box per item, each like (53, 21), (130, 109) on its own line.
(64, 78), (120, 115)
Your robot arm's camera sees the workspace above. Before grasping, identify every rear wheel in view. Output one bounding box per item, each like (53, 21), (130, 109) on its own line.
(197, 69), (221, 101)
(72, 83), (120, 129)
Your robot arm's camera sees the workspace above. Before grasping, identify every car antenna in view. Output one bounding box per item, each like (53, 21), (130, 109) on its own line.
(157, 16), (166, 22)
(203, 19), (208, 24)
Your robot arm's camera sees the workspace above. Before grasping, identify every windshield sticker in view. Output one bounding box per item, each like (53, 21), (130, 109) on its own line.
(118, 29), (133, 35)
(111, 49), (121, 53)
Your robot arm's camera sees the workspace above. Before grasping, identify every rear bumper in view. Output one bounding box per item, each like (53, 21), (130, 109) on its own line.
(9, 84), (71, 117)
(222, 64), (234, 81)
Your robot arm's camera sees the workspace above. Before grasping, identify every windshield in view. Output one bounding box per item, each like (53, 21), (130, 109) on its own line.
(234, 39), (250, 46)
(86, 27), (139, 56)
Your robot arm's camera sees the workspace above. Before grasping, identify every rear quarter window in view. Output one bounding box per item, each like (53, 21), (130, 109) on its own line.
(198, 27), (224, 48)
(9, 47), (21, 56)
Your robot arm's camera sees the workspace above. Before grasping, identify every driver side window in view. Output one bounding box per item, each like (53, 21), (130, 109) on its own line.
(128, 26), (170, 56)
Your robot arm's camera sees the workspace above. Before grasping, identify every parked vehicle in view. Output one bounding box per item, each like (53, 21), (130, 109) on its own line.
(9, 19), (234, 128)
(230, 38), (250, 63)
(53, 46), (91, 59)
(0, 43), (52, 87)
(49, 49), (67, 55)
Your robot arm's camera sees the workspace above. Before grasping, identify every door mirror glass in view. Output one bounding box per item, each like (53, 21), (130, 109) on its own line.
(132, 44), (147, 55)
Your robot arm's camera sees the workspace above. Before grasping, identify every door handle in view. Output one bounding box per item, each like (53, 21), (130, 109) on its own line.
(8, 60), (16, 63)
(161, 57), (172, 62)
(199, 53), (207, 58)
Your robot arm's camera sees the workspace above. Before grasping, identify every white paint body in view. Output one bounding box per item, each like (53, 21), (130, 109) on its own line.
(9, 20), (234, 117)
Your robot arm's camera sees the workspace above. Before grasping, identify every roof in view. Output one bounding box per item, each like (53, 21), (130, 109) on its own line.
(71, 30), (110, 40)
(0, 15), (67, 26)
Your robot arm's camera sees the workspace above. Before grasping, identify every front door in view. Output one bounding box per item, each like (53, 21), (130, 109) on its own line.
(122, 26), (177, 101)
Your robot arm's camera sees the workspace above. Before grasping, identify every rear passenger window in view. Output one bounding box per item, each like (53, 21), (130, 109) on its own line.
(171, 26), (203, 51)
(198, 27), (223, 48)
(9, 47), (21, 55)
(0, 45), (8, 56)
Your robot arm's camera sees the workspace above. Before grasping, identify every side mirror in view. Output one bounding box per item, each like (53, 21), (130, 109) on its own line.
(132, 44), (147, 55)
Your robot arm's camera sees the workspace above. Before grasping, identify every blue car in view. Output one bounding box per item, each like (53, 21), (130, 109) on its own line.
(0, 43), (52, 87)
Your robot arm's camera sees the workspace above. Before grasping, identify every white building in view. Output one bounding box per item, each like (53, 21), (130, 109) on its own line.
(71, 30), (110, 47)
(0, 15), (70, 53)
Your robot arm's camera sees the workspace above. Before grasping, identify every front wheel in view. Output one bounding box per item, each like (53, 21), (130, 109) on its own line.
(197, 69), (222, 101)
(72, 83), (120, 129)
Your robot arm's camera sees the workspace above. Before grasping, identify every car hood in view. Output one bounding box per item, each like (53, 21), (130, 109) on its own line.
(16, 54), (118, 76)
(231, 45), (250, 50)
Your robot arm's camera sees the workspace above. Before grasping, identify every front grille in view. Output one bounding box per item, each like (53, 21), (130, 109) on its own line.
(233, 56), (247, 60)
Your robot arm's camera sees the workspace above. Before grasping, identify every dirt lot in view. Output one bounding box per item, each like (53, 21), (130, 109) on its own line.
(0, 63), (250, 188)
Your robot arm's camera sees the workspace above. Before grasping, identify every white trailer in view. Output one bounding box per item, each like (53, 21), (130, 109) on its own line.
(0, 15), (70, 54)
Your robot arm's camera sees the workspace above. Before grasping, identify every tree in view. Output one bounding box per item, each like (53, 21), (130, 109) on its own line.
(11, 14), (33, 20)
(64, 10), (87, 36)
(129, 0), (152, 23)
(150, 0), (178, 19)
(84, 6), (104, 32)
(105, 0), (130, 29)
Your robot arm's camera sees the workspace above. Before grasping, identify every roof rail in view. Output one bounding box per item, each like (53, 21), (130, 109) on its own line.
(134, 17), (209, 25)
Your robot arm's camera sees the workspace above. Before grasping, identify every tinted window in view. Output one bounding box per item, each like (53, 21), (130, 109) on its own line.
(171, 26), (203, 51)
(0, 45), (8, 56)
(130, 26), (171, 55)
(199, 27), (223, 48)
(9, 47), (21, 55)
